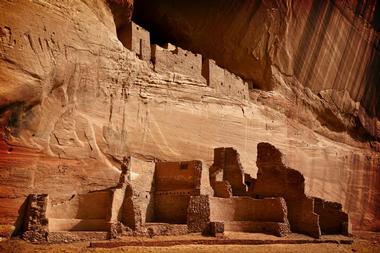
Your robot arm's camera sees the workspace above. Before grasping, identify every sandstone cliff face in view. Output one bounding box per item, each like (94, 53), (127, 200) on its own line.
(0, 0), (379, 237)
(134, 0), (380, 135)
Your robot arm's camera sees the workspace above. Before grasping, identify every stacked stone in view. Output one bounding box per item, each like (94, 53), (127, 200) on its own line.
(22, 194), (49, 242)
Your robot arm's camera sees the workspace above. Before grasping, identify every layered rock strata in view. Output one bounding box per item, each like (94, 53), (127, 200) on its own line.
(0, 0), (379, 239)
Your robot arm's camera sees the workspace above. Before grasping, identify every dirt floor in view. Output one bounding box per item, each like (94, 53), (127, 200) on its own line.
(0, 232), (379, 253)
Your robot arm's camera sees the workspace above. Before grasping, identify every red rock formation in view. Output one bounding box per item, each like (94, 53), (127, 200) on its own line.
(0, 0), (379, 239)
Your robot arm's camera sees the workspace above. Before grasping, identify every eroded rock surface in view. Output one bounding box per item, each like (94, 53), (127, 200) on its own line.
(0, 0), (379, 239)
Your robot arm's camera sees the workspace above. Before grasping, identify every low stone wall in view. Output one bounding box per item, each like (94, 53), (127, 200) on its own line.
(47, 192), (112, 220)
(143, 223), (188, 236)
(187, 195), (290, 236)
(209, 197), (288, 223)
(314, 198), (351, 235)
(154, 193), (190, 224)
(48, 231), (109, 243)
(286, 198), (321, 238)
(223, 221), (290, 237)
(47, 219), (108, 232)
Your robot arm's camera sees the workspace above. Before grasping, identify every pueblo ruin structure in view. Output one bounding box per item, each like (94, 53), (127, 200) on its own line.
(118, 22), (249, 98)
(1, 1), (379, 249)
(21, 142), (351, 242)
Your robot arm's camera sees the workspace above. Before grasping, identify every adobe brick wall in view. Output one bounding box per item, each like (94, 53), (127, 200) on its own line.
(154, 161), (202, 224)
(314, 197), (351, 235)
(47, 219), (109, 232)
(154, 193), (190, 224)
(254, 142), (322, 238)
(209, 197), (288, 223)
(286, 198), (321, 238)
(46, 192), (112, 220)
(213, 181), (232, 198)
(155, 160), (202, 193)
(128, 157), (155, 224)
(210, 147), (247, 196)
(202, 59), (249, 99)
(118, 22), (151, 61)
(202, 59), (224, 88)
(151, 44), (203, 80)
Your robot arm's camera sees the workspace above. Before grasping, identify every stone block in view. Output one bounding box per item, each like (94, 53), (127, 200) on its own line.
(209, 221), (224, 236)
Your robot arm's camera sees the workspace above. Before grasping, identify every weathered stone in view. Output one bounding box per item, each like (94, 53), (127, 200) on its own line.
(187, 195), (210, 234)
(209, 222), (224, 237)
(0, 0), (379, 239)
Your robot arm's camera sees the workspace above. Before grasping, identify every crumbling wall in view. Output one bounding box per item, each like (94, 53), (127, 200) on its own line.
(151, 44), (204, 81)
(286, 198), (321, 238)
(213, 181), (232, 198)
(209, 147), (247, 196)
(202, 59), (248, 100)
(244, 173), (256, 195)
(118, 22), (151, 61)
(187, 195), (210, 233)
(314, 198), (351, 235)
(253, 142), (332, 238)
(112, 156), (155, 231)
(202, 58), (224, 88)
(122, 184), (142, 230)
(22, 194), (49, 242)
(128, 157), (155, 224)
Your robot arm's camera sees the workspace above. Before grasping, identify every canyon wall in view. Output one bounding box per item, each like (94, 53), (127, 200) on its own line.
(0, 0), (379, 238)
(134, 0), (379, 130)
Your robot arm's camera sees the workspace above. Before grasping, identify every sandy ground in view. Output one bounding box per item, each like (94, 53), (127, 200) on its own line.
(0, 232), (379, 253)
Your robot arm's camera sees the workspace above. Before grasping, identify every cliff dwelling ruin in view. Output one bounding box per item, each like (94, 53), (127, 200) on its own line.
(0, 0), (379, 252)
(19, 142), (351, 242)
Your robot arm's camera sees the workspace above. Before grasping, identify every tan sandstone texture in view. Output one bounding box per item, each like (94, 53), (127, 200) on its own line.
(0, 0), (379, 242)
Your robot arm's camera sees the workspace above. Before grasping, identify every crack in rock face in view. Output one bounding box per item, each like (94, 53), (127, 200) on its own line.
(0, 0), (379, 243)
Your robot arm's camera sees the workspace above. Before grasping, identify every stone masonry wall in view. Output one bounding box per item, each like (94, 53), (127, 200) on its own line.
(118, 22), (151, 61)
(22, 194), (49, 242)
(151, 44), (204, 81)
(209, 197), (288, 223)
(202, 58), (249, 100)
